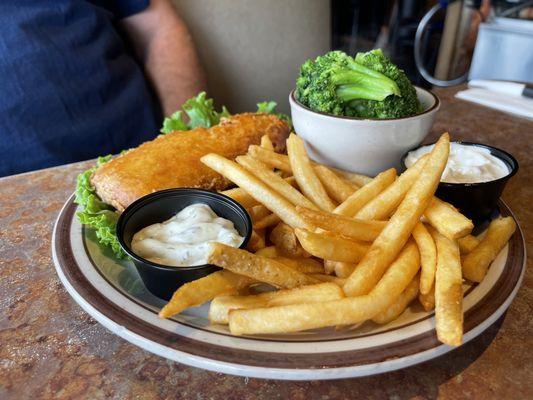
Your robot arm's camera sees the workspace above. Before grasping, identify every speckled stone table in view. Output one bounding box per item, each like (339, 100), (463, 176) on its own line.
(1, 86), (531, 399)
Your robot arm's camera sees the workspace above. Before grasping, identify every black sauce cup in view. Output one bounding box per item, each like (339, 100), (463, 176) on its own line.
(116, 188), (252, 300)
(402, 142), (519, 224)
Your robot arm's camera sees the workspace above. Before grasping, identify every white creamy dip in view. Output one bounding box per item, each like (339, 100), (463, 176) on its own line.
(131, 203), (244, 267)
(405, 142), (509, 184)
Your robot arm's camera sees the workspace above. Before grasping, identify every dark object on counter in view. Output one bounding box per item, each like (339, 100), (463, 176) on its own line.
(523, 83), (533, 99)
(402, 142), (519, 224)
(116, 188), (252, 300)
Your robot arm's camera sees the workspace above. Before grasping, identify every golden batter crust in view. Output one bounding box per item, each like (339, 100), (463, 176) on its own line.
(90, 113), (289, 211)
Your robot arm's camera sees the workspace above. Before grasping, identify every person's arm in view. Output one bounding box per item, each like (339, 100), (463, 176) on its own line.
(120, 0), (207, 116)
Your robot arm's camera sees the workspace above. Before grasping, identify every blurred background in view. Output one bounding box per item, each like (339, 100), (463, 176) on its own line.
(174, 0), (533, 113)
(331, 0), (533, 86)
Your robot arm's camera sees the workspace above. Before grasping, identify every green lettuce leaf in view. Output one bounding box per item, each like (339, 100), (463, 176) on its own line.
(256, 101), (278, 114)
(183, 92), (230, 129)
(74, 155), (127, 259)
(160, 92), (231, 134)
(161, 93), (292, 135)
(161, 110), (188, 134)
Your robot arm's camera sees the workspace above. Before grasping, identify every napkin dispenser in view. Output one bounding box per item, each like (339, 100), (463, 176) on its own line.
(469, 18), (533, 83)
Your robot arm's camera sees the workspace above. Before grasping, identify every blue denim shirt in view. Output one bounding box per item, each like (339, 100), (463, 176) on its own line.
(0, 1), (161, 176)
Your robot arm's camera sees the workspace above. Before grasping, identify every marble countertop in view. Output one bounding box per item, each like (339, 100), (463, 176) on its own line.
(1, 86), (531, 399)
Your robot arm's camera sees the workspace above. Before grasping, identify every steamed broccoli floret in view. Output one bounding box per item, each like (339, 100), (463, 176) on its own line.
(296, 50), (401, 116)
(346, 49), (422, 119)
(295, 49), (421, 119)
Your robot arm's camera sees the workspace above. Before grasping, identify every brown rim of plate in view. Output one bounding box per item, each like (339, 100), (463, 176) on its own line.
(290, 87), (440, 122)
(54, 196), (525, 369)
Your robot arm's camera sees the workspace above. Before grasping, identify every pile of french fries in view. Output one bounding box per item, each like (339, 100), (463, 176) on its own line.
(159, 132), (517, 346)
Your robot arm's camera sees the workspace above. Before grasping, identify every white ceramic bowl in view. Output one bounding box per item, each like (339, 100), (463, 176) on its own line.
(289, 87), (440, 176)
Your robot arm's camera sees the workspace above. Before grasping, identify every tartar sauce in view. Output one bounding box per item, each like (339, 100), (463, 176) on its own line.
(131, 203), (244, 267)
(405, 142), (509, 184)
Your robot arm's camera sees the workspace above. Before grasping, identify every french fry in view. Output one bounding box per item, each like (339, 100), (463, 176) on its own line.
(297, 206), (387, 242)
(369, 241), (421, 298)
(228, 176), (302, 211)
(355, 155), (429, 220)
(260, 135), (274, 151)
(425, 197), (474, 239)
(295, 228), (370, 263)
(333, 261), (356, 278)
(372, 274), (420, 324)
(248, 204), (271, 222)
(294, 257), (324, 273)
(412, 223), (437, 295)
(352, 170), (473, 240)
(210, 282), (344, 324)
(270, 222), (309, 258)
(313, 164), (356, 203)
(335, 242), (420, 331)
(221, 187), (259, 209)
(284, 176), (297, 187)
(344, 133), (449, 296)
(254, 213), (281, 229)
(330, 168), (372, 187)
(247, 229), (266, 252)
(334, 168), (396, 217)
(457, 234), (480, 254)
(228, 241), (420, 335)
(432, 229), (463, 346)
(340, 179), (361, 193)
(250, 144), (363, 191)
(274, 257), (324, 274)
(201, 154), (312, 229)
(310, 274), (347, 286)
(323, 259), (336, 275)
(176, 132), (478, 342)
(462, 217), (516, 282)
(236, 155), (317, 210)
(159, 271), (253, 318)
(248, 145), (292, 172)
(419, 284), (435, 312)
(254, 246), (278, 258)
(287, 134), (336, 211)
(206, 243), (319, 288)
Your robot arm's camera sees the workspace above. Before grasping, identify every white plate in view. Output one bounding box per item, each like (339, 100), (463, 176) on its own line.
(52, 195), (526, 380)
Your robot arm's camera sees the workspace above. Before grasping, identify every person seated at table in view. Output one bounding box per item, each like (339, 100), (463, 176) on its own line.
(0, 0), (206, 177)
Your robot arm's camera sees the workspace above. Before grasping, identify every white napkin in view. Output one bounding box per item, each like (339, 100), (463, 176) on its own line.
(455, 87), (533, 120)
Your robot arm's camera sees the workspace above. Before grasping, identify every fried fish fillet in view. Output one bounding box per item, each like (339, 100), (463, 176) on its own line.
(90, 113), (289, 211)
